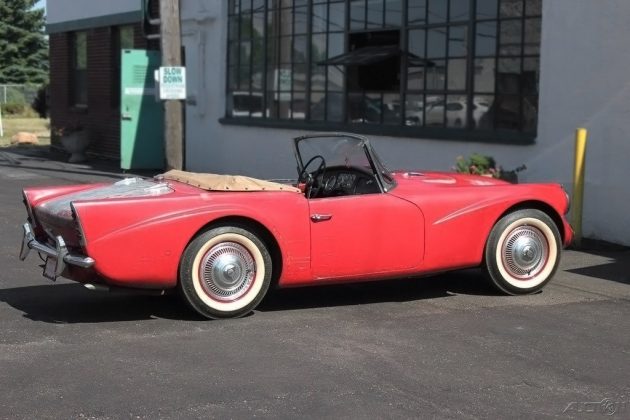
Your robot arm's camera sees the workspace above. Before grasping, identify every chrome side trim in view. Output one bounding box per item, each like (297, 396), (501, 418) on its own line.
(20, 223), (95, 275)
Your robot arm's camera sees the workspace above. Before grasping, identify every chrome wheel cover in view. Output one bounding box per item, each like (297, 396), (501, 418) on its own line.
(501, 225), (548, 279)
(199, 242), (256, 301)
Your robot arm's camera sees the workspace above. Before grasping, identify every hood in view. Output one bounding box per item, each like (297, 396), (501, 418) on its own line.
(393, 171), (509, 187)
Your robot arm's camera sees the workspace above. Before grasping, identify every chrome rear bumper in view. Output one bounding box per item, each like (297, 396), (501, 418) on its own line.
(19, 223), (95, 278)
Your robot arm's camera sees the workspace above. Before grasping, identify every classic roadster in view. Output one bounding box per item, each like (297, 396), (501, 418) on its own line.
(20, 133), (572, 319)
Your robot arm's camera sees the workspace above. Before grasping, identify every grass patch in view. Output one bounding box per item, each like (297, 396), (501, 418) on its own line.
(0, 117), (50, 147)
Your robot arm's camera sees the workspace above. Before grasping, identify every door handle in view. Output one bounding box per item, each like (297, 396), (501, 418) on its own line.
(310, 214), (332, 222)
(121, 114), (132, 121)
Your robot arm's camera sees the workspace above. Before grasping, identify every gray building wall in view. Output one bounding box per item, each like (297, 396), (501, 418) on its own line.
(180, 0), (630, 245)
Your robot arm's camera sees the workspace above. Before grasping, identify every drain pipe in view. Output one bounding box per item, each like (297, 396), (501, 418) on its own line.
(571, 128), (588, 248)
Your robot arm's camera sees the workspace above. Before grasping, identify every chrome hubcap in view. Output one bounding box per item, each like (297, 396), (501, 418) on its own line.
(502, 226), (548, 279)
(199, 242), (255, 301)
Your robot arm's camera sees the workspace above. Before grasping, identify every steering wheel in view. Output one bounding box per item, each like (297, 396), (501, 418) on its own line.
(298, 155), (326, 198)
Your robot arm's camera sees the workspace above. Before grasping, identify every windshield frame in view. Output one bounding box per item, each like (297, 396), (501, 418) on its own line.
(293, 132), (396, 193)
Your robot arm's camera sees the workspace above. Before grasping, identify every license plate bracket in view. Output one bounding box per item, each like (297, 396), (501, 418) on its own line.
(43, 257), (58, 281)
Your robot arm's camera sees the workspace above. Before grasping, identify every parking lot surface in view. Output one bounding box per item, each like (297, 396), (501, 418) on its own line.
(1, 148), (629, 419)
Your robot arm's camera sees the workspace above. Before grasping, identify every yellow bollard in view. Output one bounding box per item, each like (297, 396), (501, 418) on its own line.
(571, 128), (588, 248)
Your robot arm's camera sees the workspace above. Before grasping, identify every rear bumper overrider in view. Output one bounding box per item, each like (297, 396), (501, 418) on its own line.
(19, 222), (95, 279)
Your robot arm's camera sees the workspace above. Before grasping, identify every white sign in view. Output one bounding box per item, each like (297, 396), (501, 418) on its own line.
(158, 66), (186, 100)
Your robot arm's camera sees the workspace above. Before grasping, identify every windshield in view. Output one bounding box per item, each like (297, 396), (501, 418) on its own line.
(294, 134), (396, 191)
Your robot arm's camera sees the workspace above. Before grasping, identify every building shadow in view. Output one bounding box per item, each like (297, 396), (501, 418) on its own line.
(565, 240), (630, 285)
(0, 145), (160, 179)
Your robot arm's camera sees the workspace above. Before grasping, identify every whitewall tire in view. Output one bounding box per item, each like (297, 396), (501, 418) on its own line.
(179, 226), (272, 319)
(484, 209), (561, 295)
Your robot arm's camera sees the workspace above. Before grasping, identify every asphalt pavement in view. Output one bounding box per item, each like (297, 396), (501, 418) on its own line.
(1, 146), (629, 419)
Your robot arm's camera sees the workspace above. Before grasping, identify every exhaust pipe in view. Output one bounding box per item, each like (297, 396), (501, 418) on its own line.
(84, 283), (167, 296)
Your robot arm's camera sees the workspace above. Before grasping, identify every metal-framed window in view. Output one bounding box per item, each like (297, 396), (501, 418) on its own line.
(71, 31), (88, 107)
(225, 0), (542, 143)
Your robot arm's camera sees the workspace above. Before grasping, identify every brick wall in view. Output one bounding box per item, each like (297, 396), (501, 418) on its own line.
(49, 23), (157, 161)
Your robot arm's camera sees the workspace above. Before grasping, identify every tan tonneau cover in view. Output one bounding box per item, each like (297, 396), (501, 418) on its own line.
(160, 169), (301, 193)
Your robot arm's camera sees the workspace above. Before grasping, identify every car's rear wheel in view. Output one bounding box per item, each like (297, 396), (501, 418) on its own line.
(179, 226), (272, 319)
(484, 209), (561, 295)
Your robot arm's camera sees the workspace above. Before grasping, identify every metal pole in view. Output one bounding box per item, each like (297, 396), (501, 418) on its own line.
(160, 0), (184, 170)
(571, 128), (588, 247)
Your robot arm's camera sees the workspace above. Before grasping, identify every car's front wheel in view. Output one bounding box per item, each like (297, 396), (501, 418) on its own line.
(179, 226), (272, 319)
(484, 209), (561, 295)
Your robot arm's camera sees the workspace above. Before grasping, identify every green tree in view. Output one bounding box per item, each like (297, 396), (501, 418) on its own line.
(0, 0), (48, 84)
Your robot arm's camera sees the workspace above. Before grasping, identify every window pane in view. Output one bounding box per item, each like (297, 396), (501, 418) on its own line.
(294, 6), (308, 34)
(328, 66), (345, 91)
(367, 0), (383, 28)
(405, 94), (425, 126)
(312, 3), (327, 32)
(473, 94), (493, 129)
(365, 93), (383, 123)
(385, 0), (403, 27)
(523, 95), (538, 132)
(278, 91), (292, 119)
(448, 25), (468, 57)
(449, 0), (469, 22)
(238, 66), (251, 90)
(292, 92), (306, 119)
(280, 8), (293, 35)
(407, 66), (425, 90)
(522, 57), (539, 95)
(329, 2), (346, 31)
(293, 35), (307, 62)
(75, 32), (87, 69)
(499, 19), (522, 56)
(425, 95), (445, 126)
(293, 64), (307, 91)
(526, 0), (542, 16)
(253, 0), (265, 10)
(119, 26), (134, 49)
(426, 60), (446, 90)
(310, 91), (326, 120)
(408, 29), (426, 59)
(253, 12), (265, 37)
(427, 28), (447, 58)
(494, 94), (520, 129)
(475, 21), (497, 56)
(474, 58), (495, 92)
(240, 13), (252, 38)
(327, 92), (344, 122)
(311, 33), (327, 63)
(350, 0), (366, 30)
(447, 59), (466, 91)
(500, 0), (523, 18)
(408, 0), (427, 24)
(239, 41), (251, 64)
(497, 58), (521, 94)
(524, 18), (541, 55)
(477, 0), (498, 19)
(427, 0), (447, 24)
(229, 16), (239, 40)
(328, 32), (344, 58)
(446, 95), (467, 128)
(383, 94), (401, 125)
(278, 65), (292, 90)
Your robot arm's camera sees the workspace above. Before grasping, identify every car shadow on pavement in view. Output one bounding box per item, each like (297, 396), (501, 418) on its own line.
(0, 283), (200, 323)
(0, 270), (499, 323)
(258, 269), (500, 313)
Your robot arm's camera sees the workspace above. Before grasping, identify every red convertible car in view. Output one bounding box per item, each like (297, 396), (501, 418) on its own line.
(20, 133), (572, 319)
